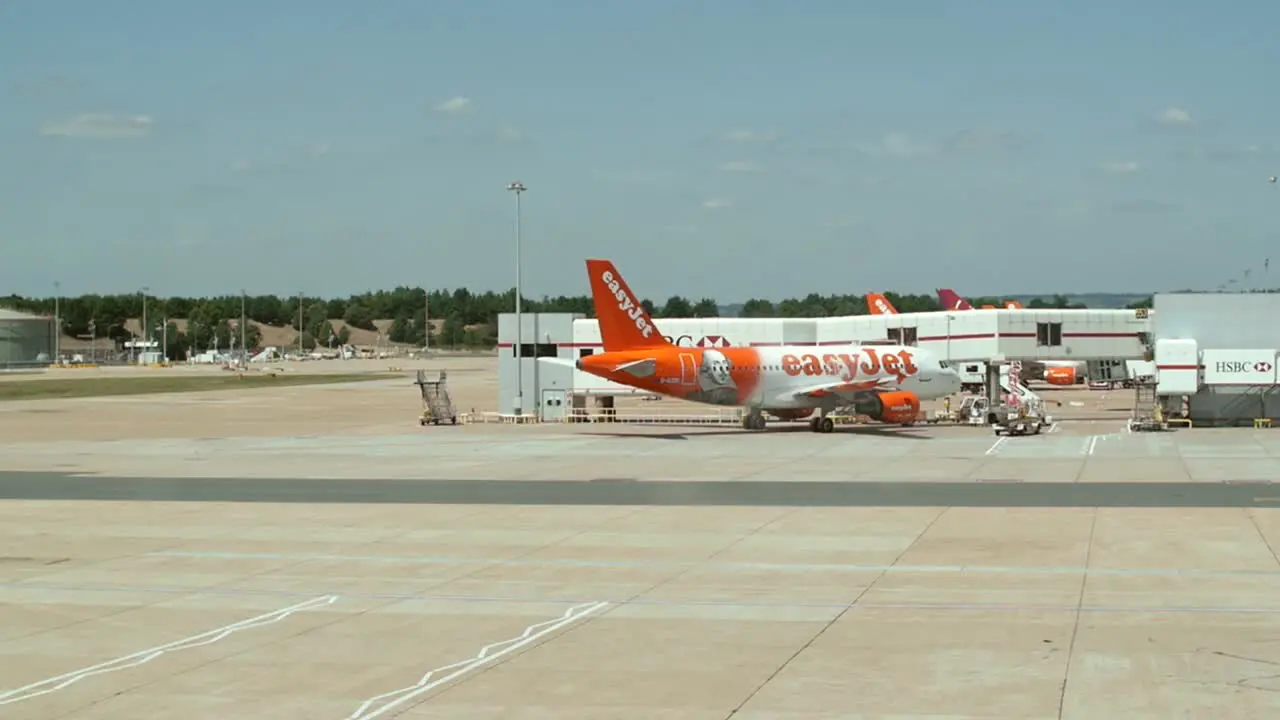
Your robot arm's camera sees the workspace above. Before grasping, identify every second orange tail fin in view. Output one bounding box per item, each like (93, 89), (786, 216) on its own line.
(585, 259), (670, 351)
(866, 292), (898, 315)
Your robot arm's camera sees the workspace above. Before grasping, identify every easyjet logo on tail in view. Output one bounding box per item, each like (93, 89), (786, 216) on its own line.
(601, 269), (657, 339)
(781, 349), (919, 383)
(866, 293), (896, 315)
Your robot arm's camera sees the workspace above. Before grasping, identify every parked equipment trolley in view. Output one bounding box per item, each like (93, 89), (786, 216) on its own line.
(416, 369), (458, 426)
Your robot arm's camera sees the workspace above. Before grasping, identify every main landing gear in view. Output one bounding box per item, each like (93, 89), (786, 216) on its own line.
(808, 413), (835, 434)
(742, 410), (768, 431)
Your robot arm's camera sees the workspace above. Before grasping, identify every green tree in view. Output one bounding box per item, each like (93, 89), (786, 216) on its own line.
(739, 299), (776, 317)
(691, 298), (719, 317)
(441, 314), (465, 347)
(342, 303), (376, 331)
(388, 313), (413, 344)
(660, 296), (692, 317)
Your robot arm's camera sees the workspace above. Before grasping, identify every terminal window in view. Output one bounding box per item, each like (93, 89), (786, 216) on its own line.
(886, 327), (918, 346)
(1036, 322), (1062, 347)
(515, 343), (558, 358)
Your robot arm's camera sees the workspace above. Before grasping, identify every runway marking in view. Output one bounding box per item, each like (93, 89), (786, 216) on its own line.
(984, 437), (1007, 455)
(0, 594), (337, 707)
(143, 550), (1280, 578)
(347, 601), (607, 719)
(1048, 422), (1061, 434)
(1083, 436), (1098, 456)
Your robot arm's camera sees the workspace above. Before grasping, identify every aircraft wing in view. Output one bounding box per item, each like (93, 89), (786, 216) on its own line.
(789, 377), (894, 399)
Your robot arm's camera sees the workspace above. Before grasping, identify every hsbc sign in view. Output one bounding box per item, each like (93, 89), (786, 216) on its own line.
(1213, 361), (1273, 373)
(1203, 350), (1279, 386)
(663, 334), (732, 348)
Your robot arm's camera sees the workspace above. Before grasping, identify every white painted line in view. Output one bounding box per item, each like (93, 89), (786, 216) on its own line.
(984, 436), (1007, 456)
(1048, 422), (1061, 434)
(0, 594), (337, 706)
(1080, 436), (1098, 456)
(347, 600), (608, 719)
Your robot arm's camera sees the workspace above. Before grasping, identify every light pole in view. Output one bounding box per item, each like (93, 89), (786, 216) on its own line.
(297, 291), (304, 357)
(52, 281), (60, 363)
(507, 181), (526, 416)
(240, 289), (247, 366)
(946, 313), (954, 363)
(423, 287), (430, 353)
(140, 286), (150, 364)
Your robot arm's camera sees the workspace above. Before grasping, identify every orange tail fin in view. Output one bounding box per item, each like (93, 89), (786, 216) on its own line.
(585, 259), (670, 351)
(865, 292), (898, 315)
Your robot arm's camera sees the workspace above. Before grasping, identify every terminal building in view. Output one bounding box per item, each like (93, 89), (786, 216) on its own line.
(1153, 293), (1280, 426)
(497, 309), (1152, 421)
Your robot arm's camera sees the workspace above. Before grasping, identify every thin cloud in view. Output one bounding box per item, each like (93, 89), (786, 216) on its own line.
(662, 224), (698, 234)
(1156, 107), (1194, 126)
(1101, 160), (1141, 174)
(942, 128), (1024, 153)
(496, 127), (528, 143)
(720, 129), (779, 143)
(39, 112), (153, 138)
(719, 160), (763, 173)
(702, 198), (733, 210)
(857, 132), (933, 158)
(436, 96), (472, 113)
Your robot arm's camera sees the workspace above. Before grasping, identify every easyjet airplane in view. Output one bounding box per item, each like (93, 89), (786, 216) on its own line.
(570, 260), (962, 433)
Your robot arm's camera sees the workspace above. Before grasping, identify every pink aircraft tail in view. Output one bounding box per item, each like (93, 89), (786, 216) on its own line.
(937, 288), (973, 311)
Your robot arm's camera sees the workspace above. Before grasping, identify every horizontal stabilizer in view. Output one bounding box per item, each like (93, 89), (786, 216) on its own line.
(614, 358), (657, 378)
(536, 357), (577, 369)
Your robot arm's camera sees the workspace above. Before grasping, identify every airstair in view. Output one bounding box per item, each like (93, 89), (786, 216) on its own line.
(415, 369), (458, 426)
(1128, 381), (1166, 432)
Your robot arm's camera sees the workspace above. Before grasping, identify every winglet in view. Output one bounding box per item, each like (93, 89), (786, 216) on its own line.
(866, 292), (898, 315)
(585, 259), (670, 351)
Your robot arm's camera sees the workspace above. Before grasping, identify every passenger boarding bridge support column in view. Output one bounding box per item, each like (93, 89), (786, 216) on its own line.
(985, 361), (1002, 425)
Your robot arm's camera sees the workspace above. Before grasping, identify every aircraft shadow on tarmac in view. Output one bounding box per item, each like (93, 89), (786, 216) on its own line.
(580, 425), (933, 441)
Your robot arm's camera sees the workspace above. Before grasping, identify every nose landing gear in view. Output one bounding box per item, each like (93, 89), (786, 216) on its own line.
(742, 410), (768, 431)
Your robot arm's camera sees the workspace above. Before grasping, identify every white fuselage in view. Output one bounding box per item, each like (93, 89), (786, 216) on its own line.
(685, 343), (962, 411)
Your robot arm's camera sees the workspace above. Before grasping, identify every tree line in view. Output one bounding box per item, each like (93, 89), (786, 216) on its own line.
(0, 288), (1154, 352)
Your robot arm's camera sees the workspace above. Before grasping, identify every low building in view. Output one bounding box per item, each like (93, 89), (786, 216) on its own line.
(1154, 293), (1280, 425)
(0, 308), (55, 369)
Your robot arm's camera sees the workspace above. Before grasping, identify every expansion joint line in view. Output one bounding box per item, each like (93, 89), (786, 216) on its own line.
(347, 601), (609, 720)
(0, 594), (338, 706)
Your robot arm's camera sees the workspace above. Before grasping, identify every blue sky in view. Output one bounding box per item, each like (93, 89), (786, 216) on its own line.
(3, 1), (1279, 302)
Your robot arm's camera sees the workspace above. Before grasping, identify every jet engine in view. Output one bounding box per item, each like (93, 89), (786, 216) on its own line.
(1044, 366), (1078, 386)
(854, 390), (920, 424)
(768, 408), (814, 421)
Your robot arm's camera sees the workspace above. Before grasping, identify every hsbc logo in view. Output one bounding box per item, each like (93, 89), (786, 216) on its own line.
(1214, 360), (1274, 373)
(663, 335), (732, 348)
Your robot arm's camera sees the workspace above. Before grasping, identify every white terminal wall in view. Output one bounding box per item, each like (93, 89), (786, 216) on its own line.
(1153, 293), (1280, 424)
